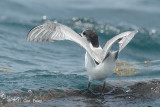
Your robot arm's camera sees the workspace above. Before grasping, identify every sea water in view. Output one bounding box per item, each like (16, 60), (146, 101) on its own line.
(0, 0), (160, 106)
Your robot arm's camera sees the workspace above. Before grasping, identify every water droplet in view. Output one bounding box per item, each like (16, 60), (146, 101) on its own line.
(100, 30), (104, 33)
(42, 15), (47, 20)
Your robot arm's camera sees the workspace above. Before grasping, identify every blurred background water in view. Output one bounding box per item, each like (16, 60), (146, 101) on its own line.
(0, 0), (160, 106)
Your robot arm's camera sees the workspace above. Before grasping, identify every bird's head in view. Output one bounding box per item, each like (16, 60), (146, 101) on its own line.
(80, 30), (99, 48)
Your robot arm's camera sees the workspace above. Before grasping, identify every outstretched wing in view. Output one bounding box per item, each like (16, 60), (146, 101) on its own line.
(27, 21), (103, 63)
(101, 30), (138, 60)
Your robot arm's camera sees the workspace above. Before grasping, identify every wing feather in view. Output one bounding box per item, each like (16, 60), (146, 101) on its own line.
(101, 30), (138, 60)
(27, 21), (103, 63)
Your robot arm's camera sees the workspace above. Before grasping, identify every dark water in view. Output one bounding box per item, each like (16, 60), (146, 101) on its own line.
(0, 0), (160, 106)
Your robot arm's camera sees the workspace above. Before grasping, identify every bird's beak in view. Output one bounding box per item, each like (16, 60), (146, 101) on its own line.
(79, 33), (82, 37)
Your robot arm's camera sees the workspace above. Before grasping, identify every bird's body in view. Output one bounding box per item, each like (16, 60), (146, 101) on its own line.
(85, 51), (116, 81)
(27, 21), (138, 91)
(85, 45), (116, 81)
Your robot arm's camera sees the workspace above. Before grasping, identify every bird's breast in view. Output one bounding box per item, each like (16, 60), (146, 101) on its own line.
(85, 52), (116, 80)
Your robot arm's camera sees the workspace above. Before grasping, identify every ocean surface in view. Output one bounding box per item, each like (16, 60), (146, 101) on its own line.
(0, 0), (160, 106)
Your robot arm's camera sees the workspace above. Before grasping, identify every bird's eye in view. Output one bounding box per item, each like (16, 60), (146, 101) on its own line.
(83, 32), (86, 35)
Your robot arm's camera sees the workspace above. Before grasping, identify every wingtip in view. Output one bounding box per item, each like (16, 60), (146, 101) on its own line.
(26, 36), (31, 41)
(26, 38), (30, 42)
(133, 30), (138, 34)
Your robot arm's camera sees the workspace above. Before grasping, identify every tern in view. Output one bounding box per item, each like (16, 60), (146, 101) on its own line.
(27, 21), (138, 91)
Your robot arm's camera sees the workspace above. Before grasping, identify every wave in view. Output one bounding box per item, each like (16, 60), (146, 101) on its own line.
(1, 18), (160, 62)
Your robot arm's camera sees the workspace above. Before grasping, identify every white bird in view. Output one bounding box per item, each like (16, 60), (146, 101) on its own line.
(27, 21), (138, 91)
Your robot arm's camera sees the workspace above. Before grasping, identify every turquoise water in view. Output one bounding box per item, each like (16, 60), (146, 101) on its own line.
(0, 0), (160, 106)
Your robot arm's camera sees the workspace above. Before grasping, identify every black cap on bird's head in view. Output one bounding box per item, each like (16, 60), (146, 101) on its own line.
(81, 30), (99, 48)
